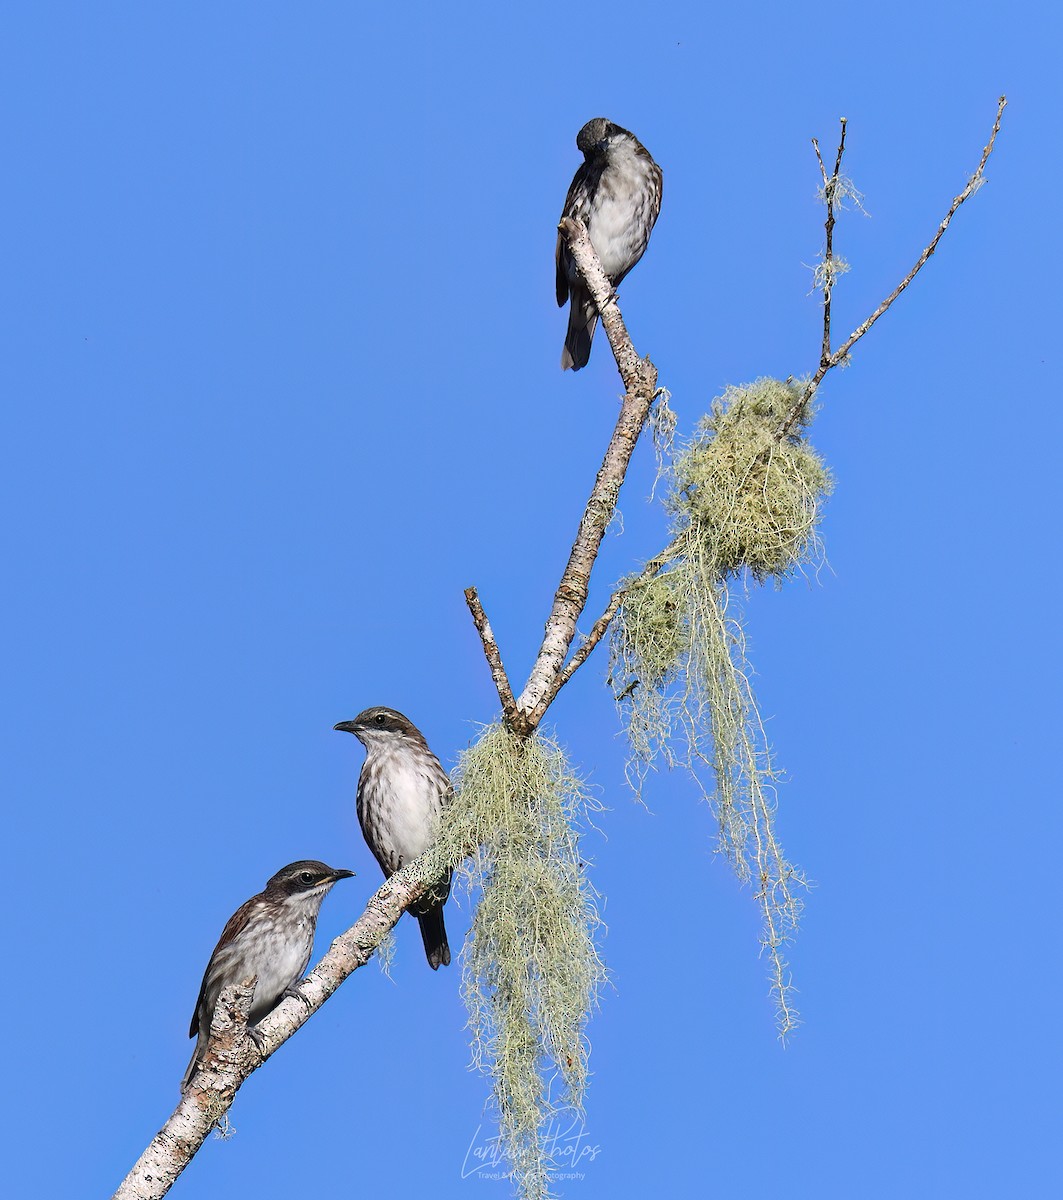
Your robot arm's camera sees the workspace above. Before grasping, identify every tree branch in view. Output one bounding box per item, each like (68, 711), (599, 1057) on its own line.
(550, 537), (683, 700)
(815, 117), (848, 364)
(516, 220), (658, 731)
(463, 586), (518, 723)
(112, 860), (439, 1200)
(462, 218), (660, 735)
(778, 95), (1006, 439)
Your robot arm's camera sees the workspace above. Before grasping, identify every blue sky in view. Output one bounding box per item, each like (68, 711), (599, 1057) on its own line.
(3, 3), (1060, 1197)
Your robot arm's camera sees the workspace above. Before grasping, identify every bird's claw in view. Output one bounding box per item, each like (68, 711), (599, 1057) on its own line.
(283, 982), (313, 1014)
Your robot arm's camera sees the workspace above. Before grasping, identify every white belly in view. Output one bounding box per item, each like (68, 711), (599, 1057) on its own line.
(359, 750), (443, 872)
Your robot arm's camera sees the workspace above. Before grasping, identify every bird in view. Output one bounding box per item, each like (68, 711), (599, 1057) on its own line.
(333, 707), (453, 969)
(556, 117), (663, 371)
(182, 859), (354, 1092)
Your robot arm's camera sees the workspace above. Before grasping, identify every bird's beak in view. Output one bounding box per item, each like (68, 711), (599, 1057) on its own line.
(330, 868), (356, 881)
(333, 720), (359, 734)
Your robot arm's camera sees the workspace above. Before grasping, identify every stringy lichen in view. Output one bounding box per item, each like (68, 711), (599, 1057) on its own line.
(430, 724), (605, 1200)
(610, 378), (832, 1038)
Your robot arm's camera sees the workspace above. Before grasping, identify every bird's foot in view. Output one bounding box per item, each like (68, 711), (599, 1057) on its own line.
(283, 982), (314, 1014)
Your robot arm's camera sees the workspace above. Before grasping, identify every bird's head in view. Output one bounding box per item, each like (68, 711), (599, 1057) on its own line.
(576, 117), (623, 158)
(333, 706), (421, 748)
(265, 860), (355, 898)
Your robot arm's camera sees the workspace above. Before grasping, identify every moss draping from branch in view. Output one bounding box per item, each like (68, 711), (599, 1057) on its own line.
(431, 724), (605, 1200)
(610, 378), (831, 1039)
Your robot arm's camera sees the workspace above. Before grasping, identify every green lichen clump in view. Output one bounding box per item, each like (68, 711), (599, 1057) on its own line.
(670, 377), (832, 580)
(612, 571), (689, 691)
(431, 724), (605, 1200)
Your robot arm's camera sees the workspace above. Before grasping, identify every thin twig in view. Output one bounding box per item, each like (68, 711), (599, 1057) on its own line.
(549, 538), (683, 701)
(831, 120), (847, 179)
(777, 95), (1006, 439)
(818, 118), (848, 364)
(812, 137), (828, 184)
(464, 586), (518, 723)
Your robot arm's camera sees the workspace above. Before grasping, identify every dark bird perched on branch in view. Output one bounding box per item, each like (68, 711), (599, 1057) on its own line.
(557, 117), (663, 371)
(182, 860), (354, 1092)
(334, 707), (453, 969)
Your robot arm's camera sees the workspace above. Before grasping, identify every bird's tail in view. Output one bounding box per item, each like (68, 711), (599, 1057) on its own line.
(416, 903), (451, 970)
(561, 288), (599, 371)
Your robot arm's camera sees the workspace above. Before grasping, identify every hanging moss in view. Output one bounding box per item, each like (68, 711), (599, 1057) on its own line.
(430, 724), (605, 1200)
(610, 378), (829, 1038)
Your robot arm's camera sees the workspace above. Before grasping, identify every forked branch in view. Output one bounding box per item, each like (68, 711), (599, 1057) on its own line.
(555, 536), (683, 693)
(467, 217), (660, 735)
(467, 96), (1008, 720)
(813, 116), (848, 364)
(778, 95), (1006, 438)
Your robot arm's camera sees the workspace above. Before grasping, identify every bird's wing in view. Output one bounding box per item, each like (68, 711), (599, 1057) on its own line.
(556, 164), (592, 306)
(430, 758), (455, 903)
(187, 896), (260, 1038)
(555, 229), (570, 307)
(649, 158), (663, 227)
(430, 754), (453, 807)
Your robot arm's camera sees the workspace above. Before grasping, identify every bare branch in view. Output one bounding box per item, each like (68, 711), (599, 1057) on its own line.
(818, 118), (848, 364)
(811, 137), (827, 185)
(831, 122), (847, 179)
(112, 859), (440, 1200)
(778, 95), (1006, 439)
(464, 586), (518, 723)
(514, 218), (659, 731)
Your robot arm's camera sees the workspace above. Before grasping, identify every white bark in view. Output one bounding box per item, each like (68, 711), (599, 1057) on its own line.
(512, 218), (659, 730)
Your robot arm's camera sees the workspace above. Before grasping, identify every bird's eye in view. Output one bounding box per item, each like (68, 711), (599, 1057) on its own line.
(299, 871), (316, 885)
(374, 713), (386, 725)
